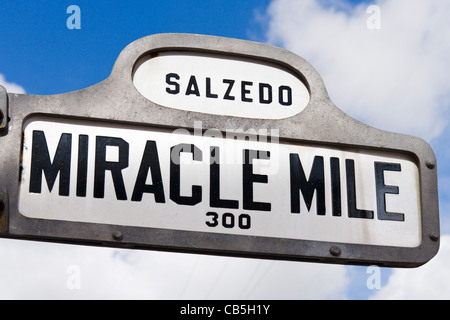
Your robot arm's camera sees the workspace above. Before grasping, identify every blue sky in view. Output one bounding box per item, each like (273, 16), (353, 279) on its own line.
(0, 0), (271, 95)
(1, 0), (449, 300)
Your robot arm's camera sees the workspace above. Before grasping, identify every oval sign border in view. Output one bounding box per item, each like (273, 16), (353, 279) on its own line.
(132, 51), (311, 120)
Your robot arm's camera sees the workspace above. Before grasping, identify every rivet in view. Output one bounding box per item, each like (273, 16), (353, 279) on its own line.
(112, 231), (124, 241)
(430, 232), (440, 242)
(426, 161), (436, 169)
(330, 246), (341, 257)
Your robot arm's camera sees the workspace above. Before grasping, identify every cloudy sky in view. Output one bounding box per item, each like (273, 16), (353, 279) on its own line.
(0, 0), (449, 300)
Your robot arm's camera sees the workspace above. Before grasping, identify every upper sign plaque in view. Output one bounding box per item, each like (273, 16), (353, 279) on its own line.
(133, 51), (310, 119)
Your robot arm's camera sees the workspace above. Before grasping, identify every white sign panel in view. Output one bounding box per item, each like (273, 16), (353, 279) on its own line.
(19, 117), (421, 248)
(133, 51), (310, 119)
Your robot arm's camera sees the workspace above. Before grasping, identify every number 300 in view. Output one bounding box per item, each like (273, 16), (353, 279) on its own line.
(206, 212), (251, 230)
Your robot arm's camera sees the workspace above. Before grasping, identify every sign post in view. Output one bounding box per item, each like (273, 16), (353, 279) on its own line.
(0, 34), (440, 267)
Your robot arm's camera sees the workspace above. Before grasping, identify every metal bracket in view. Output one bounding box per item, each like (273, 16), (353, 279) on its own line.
(0, 86), (8, 132)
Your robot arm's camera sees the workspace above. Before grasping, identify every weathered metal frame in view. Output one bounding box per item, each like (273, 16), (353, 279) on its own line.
(0, 34), (440, 267)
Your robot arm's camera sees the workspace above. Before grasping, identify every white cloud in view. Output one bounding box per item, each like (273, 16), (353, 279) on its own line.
(0, 74), (26, 94)
(265, 0), (450, 141)
(0, 238), (349, 299)
(0, 239), (157, 299)
(371, 235), (450, 300)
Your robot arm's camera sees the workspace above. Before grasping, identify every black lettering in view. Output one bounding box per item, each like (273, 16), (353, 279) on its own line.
(289, 155), (325, 215)
(330, 157), (342, 217)
(279, 86), (292, 106)
(166, 73), (180, 95)
(241, 81), (253, 103)
(76, 135), (89, 197)
(29, 130), (72, 196)
(210, 147), (239, 209)
(243, 149), (271, 212)
(206, 212), (219, 227)
(185, 75), (200, 96)
(375, 162), (404, 222)
(223, 79), (235, 100)
(222, 213), (235, 229)
(131, 140), (165, 203)
(94, 136), (129, 200)
(346, 159), (374, 219)
(206, 77), (218, 99)
(259, 83), (273, 104)
(170, 144), (202, 206)
(239, 214), (251, 230)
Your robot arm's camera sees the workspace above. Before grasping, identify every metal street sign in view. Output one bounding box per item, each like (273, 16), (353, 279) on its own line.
(0, 34), (440, 267)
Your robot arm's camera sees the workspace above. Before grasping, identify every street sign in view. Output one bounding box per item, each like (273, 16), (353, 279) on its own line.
(0, 34), (440, 267)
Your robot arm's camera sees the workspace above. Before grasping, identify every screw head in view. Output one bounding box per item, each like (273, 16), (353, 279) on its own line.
(426, 161), (436, 169)
(330, 246), (342, 257)
(112, 231), (124, 241)
(430, 232), (440, 242)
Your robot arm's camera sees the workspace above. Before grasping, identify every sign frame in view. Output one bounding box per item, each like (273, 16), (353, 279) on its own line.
(0, 33), (440, 268)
